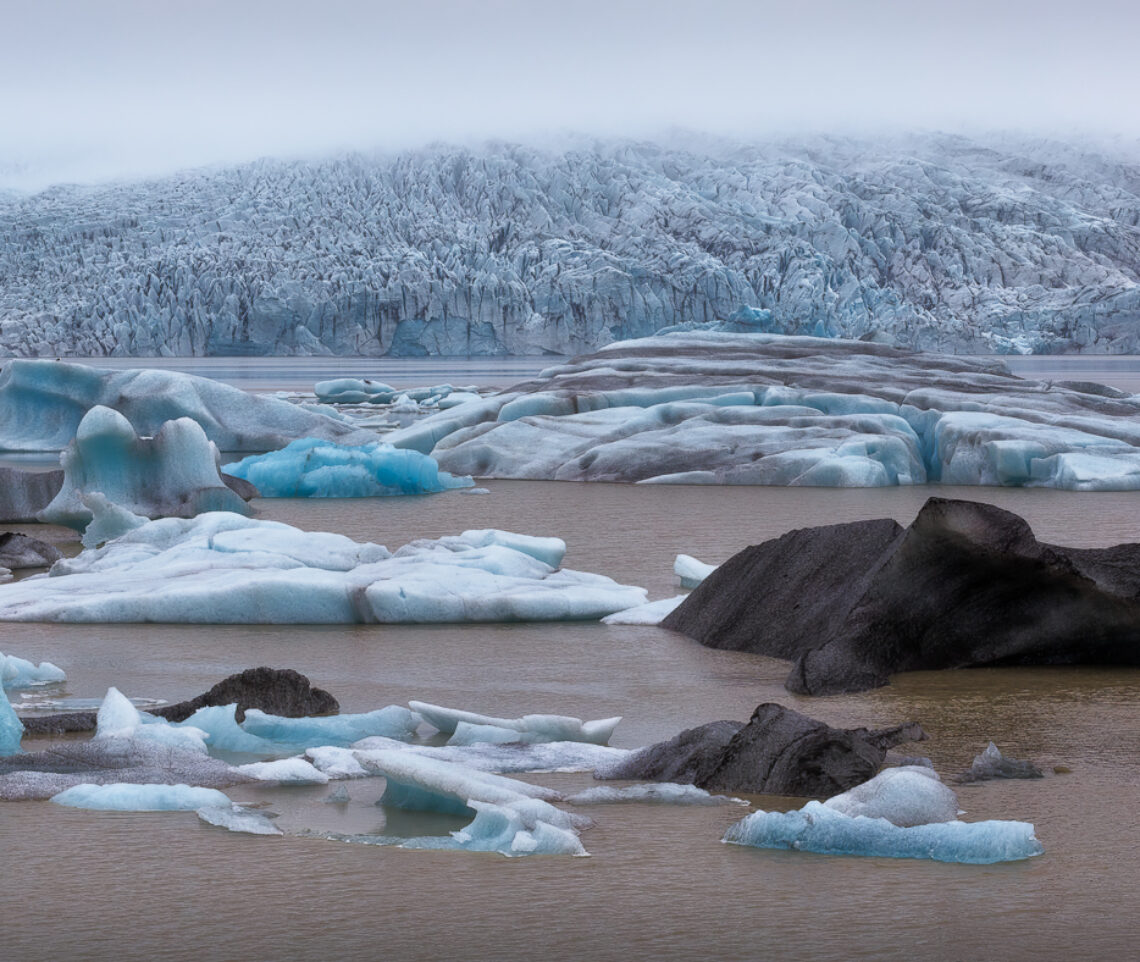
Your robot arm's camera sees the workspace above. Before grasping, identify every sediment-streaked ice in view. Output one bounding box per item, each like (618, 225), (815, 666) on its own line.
(51, 782), (233, 811)
(222, 437), (473, 498)
(0, 514), (647, 623)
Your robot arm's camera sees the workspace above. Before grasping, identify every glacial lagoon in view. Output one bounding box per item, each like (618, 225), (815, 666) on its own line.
(2, 357), (1139, 960)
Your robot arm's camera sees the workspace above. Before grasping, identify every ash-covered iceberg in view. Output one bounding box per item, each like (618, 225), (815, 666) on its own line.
(222, 437), (473, 498)
(38, 406), (250, 532)
(387, 333), (1140, 489)
(0, 513), (646, 623)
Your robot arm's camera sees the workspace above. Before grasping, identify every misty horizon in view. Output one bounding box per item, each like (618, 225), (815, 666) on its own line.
(3, 0), (1139, 189)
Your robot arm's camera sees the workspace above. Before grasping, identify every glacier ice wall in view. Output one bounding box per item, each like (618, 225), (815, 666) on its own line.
(1, 134), (1138, 357)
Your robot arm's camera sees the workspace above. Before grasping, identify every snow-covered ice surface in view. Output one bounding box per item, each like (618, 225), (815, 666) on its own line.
(723, 768), (1042, 864)
(222, 437), (473, 497)
(0, 513), (647, 622)
(0, 651), (66, 689)
(386, 332), (1140, 488)
(0, 358), (371, 452)
(39, 406), (249, 531)
(50, 782), (232, 811)
(2, 135), (1139, 357)
(410, 700), (621, 745)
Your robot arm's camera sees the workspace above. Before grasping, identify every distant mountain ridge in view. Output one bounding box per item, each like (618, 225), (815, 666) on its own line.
(1, 134), (1138, 357)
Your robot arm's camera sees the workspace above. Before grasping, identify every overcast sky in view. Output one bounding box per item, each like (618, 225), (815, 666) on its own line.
(2, 0), (1138, 186)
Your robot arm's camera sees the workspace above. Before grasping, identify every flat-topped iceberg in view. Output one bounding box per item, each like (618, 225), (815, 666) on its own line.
(39, 406), (250, 532)
(51, 782), (232, 811)
(386, 333), (1140, 489)
(0, 358), (371, 452)
(410, 700), (621, 745)
(197, 804), (283, 836)
(222, 437), (473, 498)
(0, 513), (646, 623)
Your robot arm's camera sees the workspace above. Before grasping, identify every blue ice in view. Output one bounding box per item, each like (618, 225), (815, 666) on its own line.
(0, 684), (24, 756)
(1, 651), (66, 689)
(222, 437), (474, 498)
(51, 782), (233, 811)
(239, 705), (420, 746)
(723, 801), (1043, 864)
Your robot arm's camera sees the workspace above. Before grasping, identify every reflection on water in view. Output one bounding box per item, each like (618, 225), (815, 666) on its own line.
(2, 482), (1138, 960)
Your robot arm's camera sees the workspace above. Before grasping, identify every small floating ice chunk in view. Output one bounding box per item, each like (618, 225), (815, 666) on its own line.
(565, 783), (747, 806)
(232, 757), (330, 784)
(960, 742), (1044, 782)
(323, 785), (351, 804)
(823, 766), (960, 827)
(410, 700), (621, 745)
(197, 804), (283, 836)
(724, 801), (1043, 864)
(94, 687), (209, 754)
(405, 797), (587, 857)
(674, 554), (717, 588)
(602, 595), (686, 625)
(0, 651), (66, 689)
(222, 438), (474, 498)
(240, 705), (420, 747)
(51, 782), (232, 811)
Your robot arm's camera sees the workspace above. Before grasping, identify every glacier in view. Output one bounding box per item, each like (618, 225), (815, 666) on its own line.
(386, 332), (1140, 488)
(1, 134), (1139, 358)
(222, 437), (473, 498)
(39, 406), (250, 532)
(0, 513), (647, 622)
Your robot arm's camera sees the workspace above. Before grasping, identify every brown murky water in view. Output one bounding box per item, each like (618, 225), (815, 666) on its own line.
(3, 483), (1139, 962)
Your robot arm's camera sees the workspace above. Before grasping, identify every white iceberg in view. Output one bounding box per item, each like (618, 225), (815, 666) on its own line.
(601, 595), (687, 625)
(94, 687), (210, 754)
(674, 554), (717, 589)
(51, 782), (233, 811)
(822, 766), (960, 827)
(410, 700), (621, 745)
(232, 757), (330, 784)
(222, 437), (474, 498)
(565, 783), (747, 806)
(0, 514), (647, 623)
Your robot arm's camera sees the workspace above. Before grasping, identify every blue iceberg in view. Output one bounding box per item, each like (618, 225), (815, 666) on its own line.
(222, 438), (473, 498)
(723, 800), (1043, 864)
(1, 651), (66, 689)
(240, 705), (420, 746)
(1, 684), (24, 756)
(50, 782), (233, 811)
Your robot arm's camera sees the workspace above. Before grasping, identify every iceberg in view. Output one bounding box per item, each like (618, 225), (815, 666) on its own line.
(51, 782), (232, 811)
(674, 554), (716, 589)
(1, 684), (23, 756)
(386, 333), (1140, 489)
(410, 700), (621, 745)
(38, 406), (250, 532)
(79, 493), (148, 548)
(239, 705), (420, 746)
(231, 757), (330, 784)
(821, 766), (960, 827)
(0, 514), (646, 623)
(0, 651), (66, 689)
(0, 359), (372, 453)
(399, 798), (588, 857)
(197, 804), (283, 836)
(94, 687), (210, 754)
(222, 437), (473, 498)
(601, 595), (686, 625)
(723, 801), (1044, 864)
